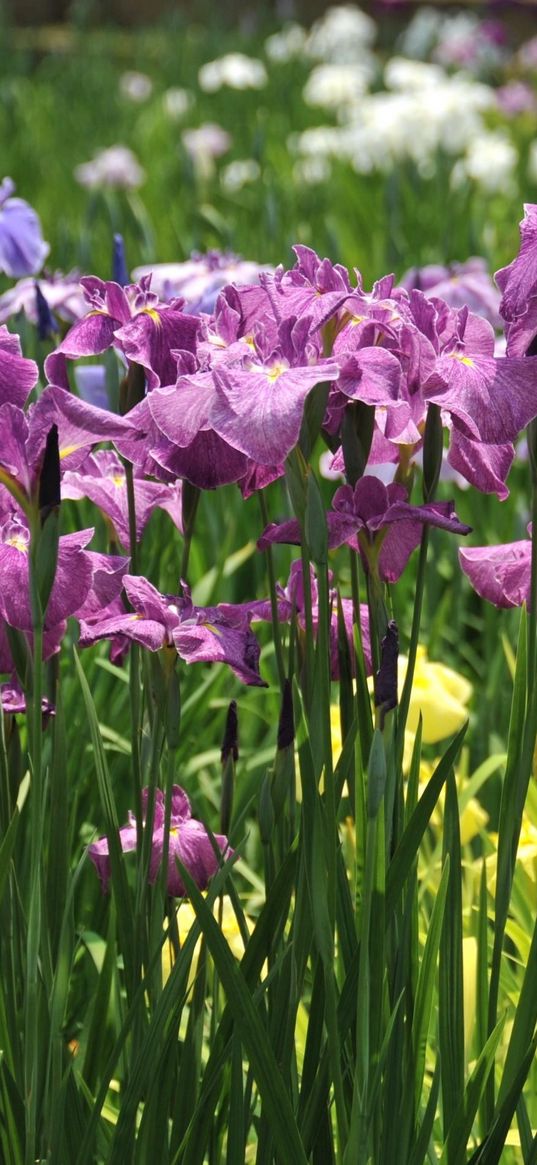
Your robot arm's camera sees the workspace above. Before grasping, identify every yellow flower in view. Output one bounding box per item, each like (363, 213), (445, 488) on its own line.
(401, 646), (472, 744)
(162, 894), (252, 986)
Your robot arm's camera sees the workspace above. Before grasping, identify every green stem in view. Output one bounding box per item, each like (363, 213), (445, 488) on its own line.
(528, 472), (537, 696)
(396, 527), (430, 767)
(258, 491), (286, 690)
(25, 542), (45, 1165)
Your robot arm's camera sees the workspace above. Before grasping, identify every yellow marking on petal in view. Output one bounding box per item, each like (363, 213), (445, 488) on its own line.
(266, 362), (287, 382)
(449, 352), (475, 367)
(142, 307), (161, 324)
(6, 535), (28, 553)
(111, 473), (125, 487)
(202, 622), (222, 636)
(60, 443), (83, 460)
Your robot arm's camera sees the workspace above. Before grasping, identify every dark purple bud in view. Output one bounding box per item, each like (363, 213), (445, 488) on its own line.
(221, 700), (239, 764)
(374, 620), (398, 717)
(35, 281), (57, 341)
(38, 423), (61, 521)
(422, 403), (443, 502)
(112, 233), (129, 288)
(277, 678), (294, 750)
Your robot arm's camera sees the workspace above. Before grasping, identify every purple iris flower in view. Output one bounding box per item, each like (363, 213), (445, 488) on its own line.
(422, 307), (537, 497)
(0, 517), (94, 633)
(221, 560), (372, 679)
(0, 327), (39, 409)
(45, 276), (199, 392)
(207, 329), (340, 467)
(79, 574), (265, 686)
(261, 245), (353, 332)
(496, 204), (537, 356)
(137, 380), (253, 491)
(0, 395), (138, 512)
(459, 539), (531, 609)
(88, 785), (231, 897)
(0, 178), (49, 278)
(0, 681), (54, 717)
(61, 449), (183, 548)
(258, 476), (471, 583)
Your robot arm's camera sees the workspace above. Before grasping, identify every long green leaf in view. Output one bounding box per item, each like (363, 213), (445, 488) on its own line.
(439, 769), (465, 1148)
(180, 865), (308, 1165)
(386, 723), (467, 916)
(412, 858), (450, 1117)
(441, 1017), (506, 1164)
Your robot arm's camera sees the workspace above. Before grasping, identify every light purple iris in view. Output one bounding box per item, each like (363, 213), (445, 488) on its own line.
(459, 539), (531, 609)
(45, 276), (199, 392)
(79, 574), (265, 686)
(258, 476), (471, 583)
(207, 352), (340, 467)
(88, 785), (231, 897)
(0, 178), (49, 278)
(399, 259), (501, 327)
(0, 270), (86, 328)
(61, 450), (182, 548)
(132, 251), (273, 315)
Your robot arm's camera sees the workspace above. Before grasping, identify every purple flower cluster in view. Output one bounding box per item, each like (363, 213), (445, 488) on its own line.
(2, 197), (536, 709)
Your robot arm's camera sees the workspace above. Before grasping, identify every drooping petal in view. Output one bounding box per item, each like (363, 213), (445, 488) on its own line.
(28, 385), (142, 471)
(211, 359), (339, 465)
(0, 327), (39, 408)
(459, 541), (531, 608)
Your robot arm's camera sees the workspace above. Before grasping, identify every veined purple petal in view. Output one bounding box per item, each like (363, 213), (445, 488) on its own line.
(114, 305), (198, 390)
(424, 353), (537, 445)
(28, 385), (141, 471)
(460, 541), (531, 608)
(496, 204), (537, 321)
(165, 820), (230, 897)
(79, 610), (168, 652)
(88, 782), (231, 897)
(211, 360), (339, 465)
(0, 327), (39, 407)
(62, 449), (182, 546)
(150, 428), (249, 490)
(173, 619), (265, 686)
(0, 521), (95, 631)
(447, 428), (515, 499)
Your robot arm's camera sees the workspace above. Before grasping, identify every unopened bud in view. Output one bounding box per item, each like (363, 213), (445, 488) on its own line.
(374, 620), (399, 724)
(221, 700), (239, 764)
(112, 233), (129, 288)
(277, 680), (294, 751)
(422, 403), (443, 502)
(38, 423), (61, 523)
